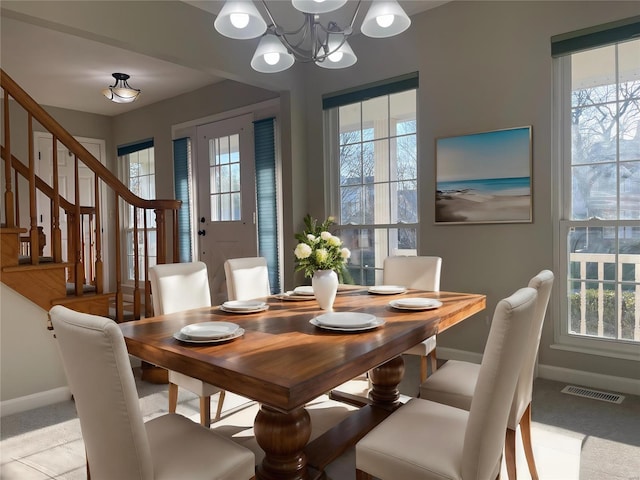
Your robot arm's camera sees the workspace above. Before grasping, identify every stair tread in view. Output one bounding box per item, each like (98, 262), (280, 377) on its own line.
(51, 292), (115, 303)
(18, 255), (54, 265)
(2, 262), (71, 273)
(66, 282), (97, 295)
(0, 226), (28, 234)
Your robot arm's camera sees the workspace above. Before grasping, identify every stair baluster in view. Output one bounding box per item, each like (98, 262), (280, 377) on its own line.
(1, 68), (181, 320)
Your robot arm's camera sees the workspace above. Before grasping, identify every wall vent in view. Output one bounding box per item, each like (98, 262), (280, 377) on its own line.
(561, 385), (624, 404)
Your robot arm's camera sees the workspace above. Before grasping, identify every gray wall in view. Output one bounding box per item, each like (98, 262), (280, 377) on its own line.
(2, 1), (639, 406)
(301, 1), (640, 382)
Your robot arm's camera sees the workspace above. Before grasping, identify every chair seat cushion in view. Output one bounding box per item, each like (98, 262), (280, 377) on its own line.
(404, 335), (437, 356)
(169, 370), (222, 396)
(419, 360), (479, 411)
(146, 413), (255, 480)
(356, 399), (468, 480)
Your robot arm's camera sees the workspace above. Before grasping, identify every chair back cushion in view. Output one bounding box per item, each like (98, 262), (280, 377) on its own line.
(149, 261), (211, 315)
(224, 256), (271, 301)
(49, 305), (153, 480)
(507, 269), (554, 428)
(383, 256), (442, 291)
(462, 287), (537, 480)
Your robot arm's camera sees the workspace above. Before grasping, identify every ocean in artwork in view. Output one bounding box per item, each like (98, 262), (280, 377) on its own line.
(435, 176), (532, 223)
(437, 176), (530, 196)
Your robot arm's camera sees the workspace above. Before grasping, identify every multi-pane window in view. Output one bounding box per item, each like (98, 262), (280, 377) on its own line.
(326, 82), (418, 285)
(556, 35), (640, 351)
(208, 134), (241, 221)
(121, 144), (156, 281)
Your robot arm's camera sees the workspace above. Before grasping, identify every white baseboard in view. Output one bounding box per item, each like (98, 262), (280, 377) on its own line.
(1, 386), (72, 417)
(1, 359), (141, 417)
(537, 364), (640, 396)
(438, 347), (639, 396)
(437, 346), (483, 364)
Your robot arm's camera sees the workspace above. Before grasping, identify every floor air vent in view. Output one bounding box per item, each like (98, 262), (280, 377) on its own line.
(561, 385), (624, 404)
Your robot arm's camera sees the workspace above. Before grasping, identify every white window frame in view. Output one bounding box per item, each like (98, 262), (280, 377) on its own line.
(119, 145), (157, 283)
(324, 87), (419, 285)
(552, 46), (640, 361)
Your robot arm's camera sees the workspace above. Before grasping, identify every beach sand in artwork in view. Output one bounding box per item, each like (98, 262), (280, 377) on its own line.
(436, 190), (531, 223)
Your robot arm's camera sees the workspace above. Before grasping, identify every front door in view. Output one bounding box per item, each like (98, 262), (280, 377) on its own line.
(196, 114), (257, 303)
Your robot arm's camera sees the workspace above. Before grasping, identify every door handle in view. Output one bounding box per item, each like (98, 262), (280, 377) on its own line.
(198, 230), (206, 236)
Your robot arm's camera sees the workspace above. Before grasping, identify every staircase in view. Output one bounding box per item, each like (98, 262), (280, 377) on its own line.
(1, 69), (181, 324)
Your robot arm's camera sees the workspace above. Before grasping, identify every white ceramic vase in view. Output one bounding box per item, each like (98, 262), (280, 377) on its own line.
(312, 269), (339, 310)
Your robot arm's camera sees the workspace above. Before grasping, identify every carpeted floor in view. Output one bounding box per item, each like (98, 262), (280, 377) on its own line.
(1, 366), (638, 480)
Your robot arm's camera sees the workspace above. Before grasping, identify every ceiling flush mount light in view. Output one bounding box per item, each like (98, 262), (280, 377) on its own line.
(102, 73), (141, 104)
(214, 0), (411, 73)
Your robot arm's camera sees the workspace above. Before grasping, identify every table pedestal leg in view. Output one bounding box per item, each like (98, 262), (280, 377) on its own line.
(255, 404), (312, 480)
(368, 355), (405, 410)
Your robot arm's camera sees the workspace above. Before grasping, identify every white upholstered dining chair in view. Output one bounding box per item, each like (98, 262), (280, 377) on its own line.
(383, 255), (442, 382)
(419, 270), (554, 480)
(149, 261), (226, 427)
(49, 305), (256, 480)
(224, 256), (271, 301)
(355, 286), (538, 480)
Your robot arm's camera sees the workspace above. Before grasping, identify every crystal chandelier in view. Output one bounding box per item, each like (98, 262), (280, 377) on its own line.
(214, 0), (411, 73)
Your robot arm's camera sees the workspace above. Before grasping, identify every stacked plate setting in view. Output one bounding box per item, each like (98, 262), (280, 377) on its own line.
(368, 285), (407, 295)
(174, 321), (244, 343)
(310, 312), (385, 331)
(220, 300), (269, 313)
(388, 297), (443, 310)
(293, 286), (315, 296)
(275, 286), (315, 301)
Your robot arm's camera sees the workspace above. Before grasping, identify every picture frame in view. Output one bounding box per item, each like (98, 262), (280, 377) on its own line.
(435, 126), (533, 224)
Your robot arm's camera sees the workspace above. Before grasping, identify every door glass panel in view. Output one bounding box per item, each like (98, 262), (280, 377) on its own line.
(208, 134), (241, 221)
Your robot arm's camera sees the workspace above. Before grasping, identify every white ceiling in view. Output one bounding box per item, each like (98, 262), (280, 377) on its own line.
(1, 1), (447, 117)
(1, 15), (223, 117)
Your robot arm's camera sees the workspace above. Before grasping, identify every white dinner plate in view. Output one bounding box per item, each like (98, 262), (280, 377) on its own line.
(310, 317), (385, 332)
(274, 291), (316, 301)
(180, 321), (239, 340)
(293, 286), (315, 296)
(220, 304), (269, 314)
(368, 285), (407, 295)
(389, 298), (443, 310)
(221, 300), (268, 311)
(173, 328), (244, 344)
(314, 312), (377, 328)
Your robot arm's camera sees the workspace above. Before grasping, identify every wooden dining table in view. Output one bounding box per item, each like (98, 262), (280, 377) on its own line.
(120, 287), (485, 480)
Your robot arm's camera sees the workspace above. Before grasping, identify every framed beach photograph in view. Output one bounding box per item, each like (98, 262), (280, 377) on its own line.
(435, 126), (532, 224)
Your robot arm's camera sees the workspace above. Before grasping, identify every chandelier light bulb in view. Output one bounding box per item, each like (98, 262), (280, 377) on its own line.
(251, 34), (295, 73)
(328, 51), (343, 63)
(214, 0), (267, 39)
(361, 0), (410, 38)
(230, 13), (250, 29)
(376, 14), (395, 28)
(264, 52), (281, 65)
(316, 38), (356, 69)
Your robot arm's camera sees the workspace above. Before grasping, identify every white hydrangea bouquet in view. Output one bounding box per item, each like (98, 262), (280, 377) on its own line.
(294, 214), (351, 279)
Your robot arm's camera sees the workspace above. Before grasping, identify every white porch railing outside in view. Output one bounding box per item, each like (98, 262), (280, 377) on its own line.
(569, 252), (640, 341)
